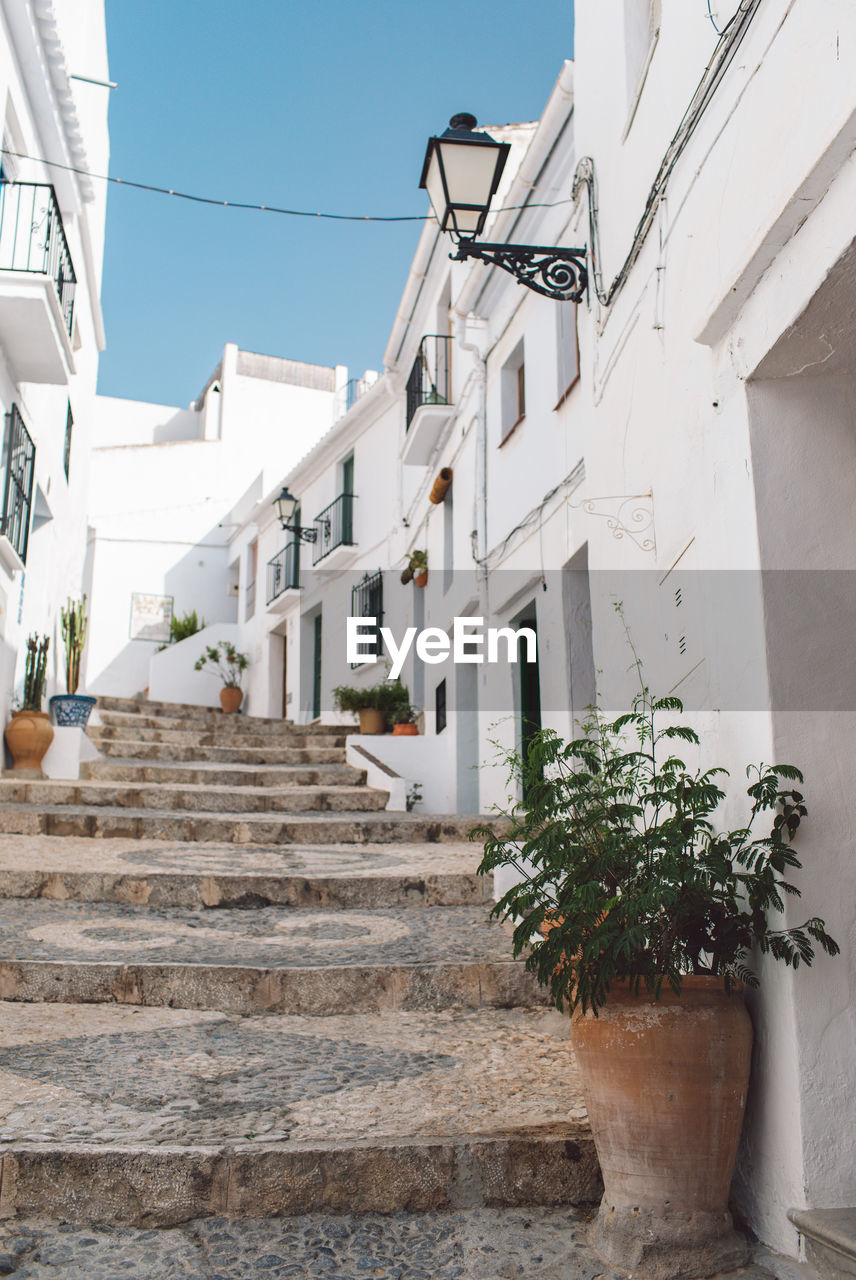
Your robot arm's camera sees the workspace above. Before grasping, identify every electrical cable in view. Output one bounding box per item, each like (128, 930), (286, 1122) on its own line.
(572, 0), (761, 307)
(0, 147), (572, 224)
(706, 0), (722, 34)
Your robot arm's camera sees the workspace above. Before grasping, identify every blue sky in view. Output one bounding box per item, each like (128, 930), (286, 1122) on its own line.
(98, 1), (574, 406)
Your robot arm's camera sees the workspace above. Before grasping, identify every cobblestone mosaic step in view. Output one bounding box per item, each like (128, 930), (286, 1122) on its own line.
(0, 779), (388, 815)
(81, 760), (366, 787)
(0, 837), (491, 910)
(90, 739), (347, 765)
(88, 725), (347, 750)
(0, 1003), (596, 1224)
(0, 900), (540, 1015)
(0, 806), (495, 845)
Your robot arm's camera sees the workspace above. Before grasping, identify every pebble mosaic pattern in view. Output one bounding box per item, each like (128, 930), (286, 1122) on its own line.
(0, 1004), (581, 1149)
(0, 900), (510, 967)
(0, 1210), (797, 1280)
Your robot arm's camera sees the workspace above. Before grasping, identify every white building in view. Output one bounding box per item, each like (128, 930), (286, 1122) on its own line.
(0, 0), (109, 722)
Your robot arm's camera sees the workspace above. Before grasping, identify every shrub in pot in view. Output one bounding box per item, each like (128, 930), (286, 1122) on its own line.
(50, 596), (96, 727)
(6, 634), (53, 771)
(333, 680), (410, 734)
(193, 642), (249, 713)
(408, 549), (428, 588)
(474, 685), (839, 1279)
(392, 705), (419, 736)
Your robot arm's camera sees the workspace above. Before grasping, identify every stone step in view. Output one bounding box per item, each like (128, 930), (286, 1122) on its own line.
(81, 759), (366, 787)
(0, 837), (492, 910)
(0, 1002), (597, 1224)
(87, 724), (347, 749)
(90, 739), (347, 765)
(98, 709), (350, 740)
(0, 805), (491, 844)
(0, 897), (544, 1016)
(789, 1208), (856, 1278)
(95, 696), (344, 734)
(0, 779), (388, 815)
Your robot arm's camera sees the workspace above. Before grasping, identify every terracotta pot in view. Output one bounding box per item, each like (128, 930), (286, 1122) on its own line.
(429, 467), (453, 504)
(393, 722), (418, 736)
(571, 977), (753, 1279)
(5, 710), (54, 772)
(414, 570), (428, 588)
(400, 567), (413, 585)
(220, 687), (243, 714)
(358, 707), (384, 735)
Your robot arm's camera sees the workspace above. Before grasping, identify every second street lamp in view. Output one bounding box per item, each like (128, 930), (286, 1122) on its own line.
(419, 113), (588, 303)
(274, 487), (317, 542)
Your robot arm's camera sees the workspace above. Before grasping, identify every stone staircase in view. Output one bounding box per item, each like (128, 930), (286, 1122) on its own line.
(0, 697), (599, 1232)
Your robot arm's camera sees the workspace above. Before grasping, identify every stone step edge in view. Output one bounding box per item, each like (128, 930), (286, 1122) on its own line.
(0, 1129), (600, 1225)
(0, 958), (550, 1017)
(0, 869), (491, 909)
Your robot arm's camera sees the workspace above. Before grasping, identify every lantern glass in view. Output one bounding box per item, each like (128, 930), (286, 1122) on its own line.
(275, 487), (297, 526)
(420, 116), (509, 239)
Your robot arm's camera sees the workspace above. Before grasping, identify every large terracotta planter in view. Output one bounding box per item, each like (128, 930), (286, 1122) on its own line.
(220, 687), (243, 714)
(572, 977), (753, 1279)
(5, 710), (54, 773)
(358, 707), (384, 735)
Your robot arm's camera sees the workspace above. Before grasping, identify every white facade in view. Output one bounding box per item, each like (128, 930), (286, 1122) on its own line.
(0, 0), (109, 725)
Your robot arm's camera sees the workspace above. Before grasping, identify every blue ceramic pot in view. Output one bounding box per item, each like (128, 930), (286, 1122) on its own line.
(49, 694), (96, 727)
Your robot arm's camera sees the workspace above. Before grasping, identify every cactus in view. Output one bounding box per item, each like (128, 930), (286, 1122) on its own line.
(22, 634), (49, 711)
(60, 595), (88, 695)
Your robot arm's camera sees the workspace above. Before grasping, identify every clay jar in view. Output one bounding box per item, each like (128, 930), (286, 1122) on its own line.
(358, 708), (384, 735)
(571, 976), (753, 1280)
(220, 687), (243, 714)
(5, 710), (54, 772)
(392, 722), (418, 736)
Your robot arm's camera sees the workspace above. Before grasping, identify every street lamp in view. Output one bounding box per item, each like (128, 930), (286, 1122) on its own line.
(419, 113), (587, 303)
(274, 486), (317, 542)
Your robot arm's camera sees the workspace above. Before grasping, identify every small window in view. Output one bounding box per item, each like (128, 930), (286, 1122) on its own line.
(435, 678), (447, 734)
(554, 304), (580, 408)
(350, 569), (383, 668)
(245, 540), (258, 620)
(500, 340), (526, 443)
(63, 401), (73, 480)
(623, 0), (660, 132)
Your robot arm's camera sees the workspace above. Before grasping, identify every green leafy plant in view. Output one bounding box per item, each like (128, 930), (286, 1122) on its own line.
(332, 679), (410, 730)
(393, 704), (418, 725)
(474, 686), (839, 1016)
(193, 642), (249, 689)
(60, 597), (87, 695)
(408, 549), (428, 574)
(22, 634), (50, 711)
(157, 609), (206, 653)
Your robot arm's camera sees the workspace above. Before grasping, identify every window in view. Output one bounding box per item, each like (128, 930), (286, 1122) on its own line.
(435, 677), (447, 734)
(1, 404), (35, 564)
(500, 340), (526, 443)
(63, 401), (73, 480)
(245, 540), (257, 620)
(350, 569), (383, 667)
(623, 0), (661, 133)
(554, 303), (580, 407)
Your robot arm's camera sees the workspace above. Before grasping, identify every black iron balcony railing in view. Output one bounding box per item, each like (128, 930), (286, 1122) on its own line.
(405, 334), (452, 432)
(0, 182), (76, 335)
(312, 492), (356, 565)
(266, 540), (300, 603)
(1, 404), (35, 564)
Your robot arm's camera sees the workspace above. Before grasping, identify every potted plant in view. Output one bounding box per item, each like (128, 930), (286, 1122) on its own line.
(333, 679), (410, 734)
(474, 684), (840, 1279)
(5, 634), (53, 771)
(392, 705), (419, 736)
(408, 549), (428, 587)
(193, 641), (249, 713)
(50, 596), (96, 727)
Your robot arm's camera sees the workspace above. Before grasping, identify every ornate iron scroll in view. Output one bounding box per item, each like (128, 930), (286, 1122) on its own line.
(452, 241), (588, 302)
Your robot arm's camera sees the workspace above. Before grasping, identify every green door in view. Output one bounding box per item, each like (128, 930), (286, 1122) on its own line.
(312, 613), (322, 720)
(519, 617), (542, 803)
(341, 454), (354, 544)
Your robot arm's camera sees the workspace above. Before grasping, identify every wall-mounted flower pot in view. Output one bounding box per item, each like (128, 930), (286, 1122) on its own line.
(414, 570), (428, 588)
(358, 708), (384, 735)
(400, 567), (413, 585)
(429, 467), (453, 505)
(392, 723), (419, 736)
(220, 687), (243, 714)
(4, 710), (54, 772)
(49, 694), (97, 728)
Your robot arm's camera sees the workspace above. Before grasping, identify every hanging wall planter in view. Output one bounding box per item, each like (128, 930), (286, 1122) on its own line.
(408, 550), (428, 587)
(429, 467), (453, 504)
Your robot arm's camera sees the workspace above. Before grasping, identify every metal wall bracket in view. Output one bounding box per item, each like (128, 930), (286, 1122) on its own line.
(451, 241), (588, 302)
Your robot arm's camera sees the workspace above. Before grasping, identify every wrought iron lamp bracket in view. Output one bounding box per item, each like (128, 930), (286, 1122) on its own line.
(451, 241), (588, 303)
(281, 523), (318, 544)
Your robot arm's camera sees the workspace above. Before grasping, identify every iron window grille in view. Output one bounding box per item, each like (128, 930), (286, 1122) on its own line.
(350, 569), (383, 667)
(1, 404), (35, 563)
(266, 540), (300, 603)
(312, 492), (356, 565)
(63, 401), (73, 480)
(0, 182), (77, 335)
(405, 334), (452, 432)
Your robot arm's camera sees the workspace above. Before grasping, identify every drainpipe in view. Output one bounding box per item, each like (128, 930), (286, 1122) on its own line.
(453, 312), (489, 596)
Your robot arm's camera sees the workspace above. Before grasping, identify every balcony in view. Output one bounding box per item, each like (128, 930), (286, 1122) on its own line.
(266, 540), (300, 612)
(312, 492), (356, 566)
(0, 404), (35, 573)
(0, 182), (76, 384)
(334, 375), (374, 422)
(402, 334), (453, 466)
